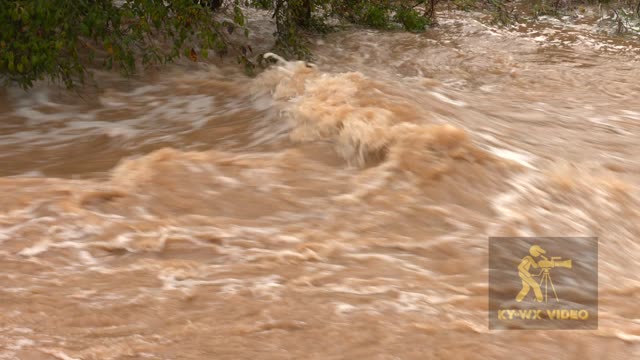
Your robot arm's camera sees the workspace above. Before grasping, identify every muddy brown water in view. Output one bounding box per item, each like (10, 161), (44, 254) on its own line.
(1, 10), (640, 360)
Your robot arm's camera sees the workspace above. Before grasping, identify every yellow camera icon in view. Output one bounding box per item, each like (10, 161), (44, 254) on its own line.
(516, 246), (572, 303)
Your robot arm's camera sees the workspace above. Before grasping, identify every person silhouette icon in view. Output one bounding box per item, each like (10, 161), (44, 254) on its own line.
(515, 245), (546, 302)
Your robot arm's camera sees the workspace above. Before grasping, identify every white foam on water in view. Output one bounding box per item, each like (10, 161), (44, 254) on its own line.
(40, 349), (81, 360)
(6, 338), (34, 351)
(429, 91), (467, 107)
(487, 146), (537, 169)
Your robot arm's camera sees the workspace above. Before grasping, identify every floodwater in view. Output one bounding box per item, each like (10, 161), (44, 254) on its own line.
(1, 9), (640, 360)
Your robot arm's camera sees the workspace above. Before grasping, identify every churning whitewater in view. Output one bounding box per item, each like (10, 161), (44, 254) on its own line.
(1, 10), (640, 360)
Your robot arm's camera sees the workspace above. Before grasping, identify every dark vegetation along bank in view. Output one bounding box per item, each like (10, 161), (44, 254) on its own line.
(2, 0), (640, 89)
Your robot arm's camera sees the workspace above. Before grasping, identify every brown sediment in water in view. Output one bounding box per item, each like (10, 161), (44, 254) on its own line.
(1, 10), (640, 360)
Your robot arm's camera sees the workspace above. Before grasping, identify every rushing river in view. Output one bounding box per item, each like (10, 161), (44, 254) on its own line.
(1, 9), (640, 360)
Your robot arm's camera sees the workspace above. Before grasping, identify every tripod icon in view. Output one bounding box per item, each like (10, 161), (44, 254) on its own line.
(537, 268), (559, 303)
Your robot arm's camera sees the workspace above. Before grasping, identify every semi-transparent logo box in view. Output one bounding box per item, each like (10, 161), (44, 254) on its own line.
(489, 237), (598, 330)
